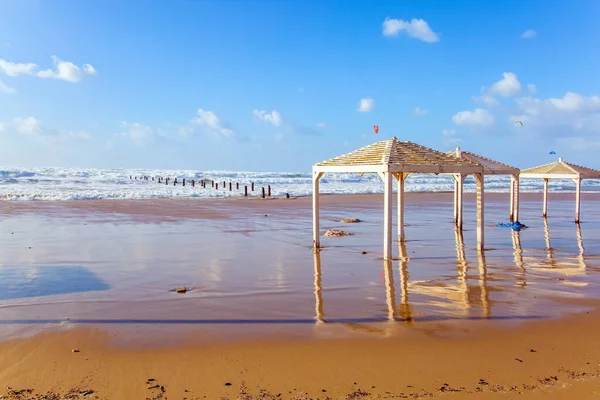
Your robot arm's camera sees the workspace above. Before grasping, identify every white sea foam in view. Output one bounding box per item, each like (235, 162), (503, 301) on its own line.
(0, 167), (597, 201)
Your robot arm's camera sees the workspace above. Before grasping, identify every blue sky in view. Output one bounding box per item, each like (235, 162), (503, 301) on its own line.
(1, 0), (600, 171)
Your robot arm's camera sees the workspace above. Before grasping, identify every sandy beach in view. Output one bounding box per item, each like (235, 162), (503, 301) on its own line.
(1, 192), (600, 398)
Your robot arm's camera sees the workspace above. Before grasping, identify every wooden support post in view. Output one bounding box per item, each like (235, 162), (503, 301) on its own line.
(475, 173), (485, 251)
(229, 182), (232, 191)
(130, 175), (132, 180)
(262, 187), (265, 198)
(509, 175), (515, 222)
(268, 184), (271, 197)
(245, 185), (248, 197)
(396, 173), (405, 242)
(223, 181), (226, 188)
(513, 175), (521, 222)
(574, 177), (582, 223)
(457, 174), (464, 231)
(152, 177), (154, 181)
(236, 182), (239, 190)
(216, 183), (219, 189)
(211, 180), (214, 187)
(183, 179), (186, 186)
(312, 171), (324, 248)
(543, 178), (549, 218)
(135, 177), (137, 180)
(379, 171), (393, 260)
(251, 182), (255, 191)
(191, 180), (195, 187)
(166, 178), (169, 185)
(453, 175), (458, 224)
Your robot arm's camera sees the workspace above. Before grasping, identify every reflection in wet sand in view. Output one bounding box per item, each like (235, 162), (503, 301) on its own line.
(313, 251), (324, 324)
(512, 230), (526, 287)
(529, 221), (587, 276)
(398, 243), (413, 322)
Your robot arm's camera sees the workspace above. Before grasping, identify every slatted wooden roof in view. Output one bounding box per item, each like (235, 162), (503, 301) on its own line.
(521, 158), (600, 179)
(447, 147), (519, 175)
(314, 137), (483, 174)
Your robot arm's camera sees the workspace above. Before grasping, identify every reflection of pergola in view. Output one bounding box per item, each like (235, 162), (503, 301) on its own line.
(312, 137), (484, 260)
(520, 158), (600, 222)
(448, 147), (521, 227)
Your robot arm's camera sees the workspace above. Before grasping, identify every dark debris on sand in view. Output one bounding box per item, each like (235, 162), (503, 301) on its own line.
(0, 387), (96, 400)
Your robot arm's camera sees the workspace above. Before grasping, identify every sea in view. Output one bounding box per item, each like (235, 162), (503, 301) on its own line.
(1, 167), (599, 201)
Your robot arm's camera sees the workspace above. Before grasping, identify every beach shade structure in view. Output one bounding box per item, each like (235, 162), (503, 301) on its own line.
(447, 147), (521, 227)
(312, 137), (484, 260)
(520, 158), (600, 223)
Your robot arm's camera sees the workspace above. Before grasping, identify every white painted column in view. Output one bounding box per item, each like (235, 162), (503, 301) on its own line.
(543, 178), (549, 218)
(312, 171), (323, 249)
(457, 174), (464, 231)
(509, 175), (515, 222)
(453, 175), (459, 224)
(382, 172), (393, 260)
(514, 175), (520, 222)
(397, 173), (405, 242)
(475, 173), (485, 251)
(575, 177), (582, 223)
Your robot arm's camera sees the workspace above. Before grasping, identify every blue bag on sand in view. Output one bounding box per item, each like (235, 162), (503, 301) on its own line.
(496, 221), (527, 231)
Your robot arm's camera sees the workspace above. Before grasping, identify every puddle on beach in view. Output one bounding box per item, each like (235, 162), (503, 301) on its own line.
(0, 197), (599, 346)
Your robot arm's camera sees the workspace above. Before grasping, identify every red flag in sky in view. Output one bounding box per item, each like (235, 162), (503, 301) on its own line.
(374, 125), (379, 134)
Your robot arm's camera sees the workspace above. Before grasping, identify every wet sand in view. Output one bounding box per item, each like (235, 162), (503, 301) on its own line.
(1, 193), (600, 398)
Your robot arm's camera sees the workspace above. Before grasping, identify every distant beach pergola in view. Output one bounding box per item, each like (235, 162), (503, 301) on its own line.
(447, 147), (521, 228)
(520, 158), (600, 223)
(312, 137), (484, 260)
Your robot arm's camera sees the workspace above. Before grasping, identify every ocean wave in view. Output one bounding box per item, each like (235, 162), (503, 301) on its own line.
(0, 166), (598, 201)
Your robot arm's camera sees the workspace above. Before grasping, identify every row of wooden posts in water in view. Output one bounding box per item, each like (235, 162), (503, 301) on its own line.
(129, 175), (283, 199)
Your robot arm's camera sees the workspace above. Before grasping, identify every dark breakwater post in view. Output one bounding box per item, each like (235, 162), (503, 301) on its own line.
(251, 182), (255, 191)
(262, 187), (266, 199)
(244, 186), (248, 197)
(236, 182), (239, 190)
(229, 182), (232, 191)
(183, 178), (186, 187)
(268, 184), (271, 197)
(216, 183), (219, 189)
(191, 180), (195, 187)
(211, 180), (214, 188)
(166, 178), (169, 185)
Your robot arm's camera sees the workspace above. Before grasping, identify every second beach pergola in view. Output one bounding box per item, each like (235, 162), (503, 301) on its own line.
(520, 157), (600, 222)
(448, 147), (521, 228)
(312, 137), (485, 260)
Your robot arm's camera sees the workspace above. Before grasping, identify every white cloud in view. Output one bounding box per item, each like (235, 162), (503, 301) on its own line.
(521, 29), (537, 39)
(413, 106), (428, 116)
(316, 122), (326, 129)
(191, 109), (235, 137)
(382, 18), (439, 43)
(0, 59), (37, 76)
(527, 83), (537, 94)
(0, 122), (4, 132)
(357, 98), (374, 112)
(253, 109), (283, 127)
(475, 94), (499, 107)
(490, 72), (521, 97)
(37, 56), (96, 83)
(0, 56), (96, 83)
(0, 79), (16, 94)
(452, 108), (494, 127)
(442, 129), (456, 136)
(118, 122), (156, 145)
(7, 116), (90, 142)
